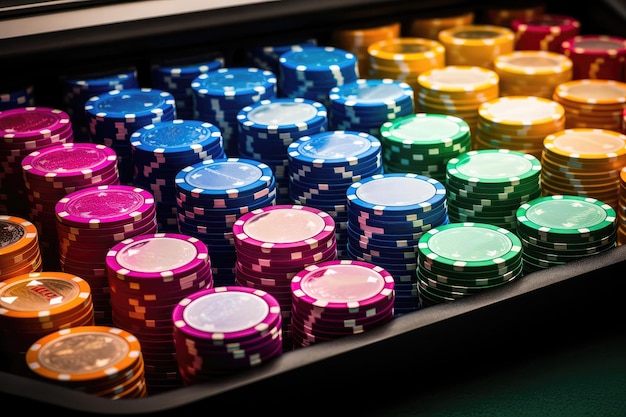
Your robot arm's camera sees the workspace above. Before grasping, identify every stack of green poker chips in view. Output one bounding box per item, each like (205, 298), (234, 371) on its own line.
(380, 113), (471, 183)
(416, 222), (524, 307)
(515, 194), (618, 274)
(445, 148), (542, 231)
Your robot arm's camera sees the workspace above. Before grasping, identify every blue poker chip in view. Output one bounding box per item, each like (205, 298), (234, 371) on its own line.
(328, 78), (414, 110)
(287, 130), (381, 168)
(237, 98), (328, 135)
(175, 157), (275, 199)
(346, 173), (447, 215)
(245, 39), (318, 73)
(191, 67), (278, 100)
(130, 119), (223, 157)
(84, 88), (176, 120)
(279, 46), (358, 78)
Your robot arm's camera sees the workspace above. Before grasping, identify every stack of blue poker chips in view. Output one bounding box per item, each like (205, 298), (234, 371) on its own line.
(345, 173), (449, 315)
(130, 119), (226, 232)
(328, 78), (414, 137)
(190, 67), (278, 157)
(278, 46), (360, 105)
(0, 84), (35, 110)
(287, 130), (384, 258)
(84, 88), (177, 184)
(61, 67), (139, 142)
(245, 38), (318, 76)
(174, 157), (277, 286)
(237, 97), (329, 204)
(150, 52), (224, 119)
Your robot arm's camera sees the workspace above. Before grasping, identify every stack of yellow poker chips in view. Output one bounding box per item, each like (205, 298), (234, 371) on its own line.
(476, 96), (566, 160)
(0, 215), (42, 281)
(437, 24), (515, 70)
(512, 14), (581, 52)
(494, 50), (573, 98)
(552, 79), (626, 132)
(407, 10), (475, 40)
(331, 21), (401, 78)
(560, 35), (626, 82)
(483, 3), (546, 28)
(367, 37), (446, 92)
(416, 65), (500, 145)
(619, 167), (626, 245)
(541, 128), (626, 210)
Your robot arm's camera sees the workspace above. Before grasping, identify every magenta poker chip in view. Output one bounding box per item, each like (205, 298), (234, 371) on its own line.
(172, 286), (282, 342)
(55, 185), (156, 228)
(0, 107), (72, 141)
(232, 204), (336, 254)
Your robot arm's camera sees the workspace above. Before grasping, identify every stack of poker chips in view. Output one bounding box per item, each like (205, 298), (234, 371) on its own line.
(232, 205), (337, 350)
(437, 25), (515, 70)
(287, 130), (384, 257)
(416, 65), (500, 145)
(552, 79), (626, 132)
(445, 149), (542, 232)
(493, 50), (573, 99)
(366, 38), (446, 93)
(0, 83), (34, 110)
(327, 78), (415, 138)
(61, 67), (139, 142)
(511, 14), (581, 52)
(560, 35), (626, 82)
(175, 157), (277, 286)
(289, 259), (395, 348)
(236, 97), (329, 204)
(278, 46), (360, 106)
(84, 88), (177, 184)
(0, 107), (74, 218)
(0, 272), (95, 376)
(540, 128), (626, 210)
(21, 142), (120, 270)
(191, 67), (277, 157)
(407, 10), (475, 40)
(345, 173), (449, 315)
(172, 286), (283, 385)
(106, 233), (214, 394)
(475, 95), (566, 160)
(0, 215), (42, 281)
(54, 185), (158, 326)
(515, 195), (618, 274)
(331, 21), (401, 77)
(416, 222), (524, 307)
(25, 325), (147, 399)
(245, 38), (318, 78)
(379, 112), (472, 183)
(150, 51), (224, 119)
(619, 168), (626, 245)
(130, 119), (226, 232)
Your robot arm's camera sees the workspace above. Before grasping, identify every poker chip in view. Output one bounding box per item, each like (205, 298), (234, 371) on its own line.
(130, 119), (226, 231)
(0, 83), (35, 110)
(445, 149), (542, 231)
(416, 222), (524, 307)
(511, 14), (581, 52)
(150, 51), (224, 119)
(0, 271), (95, 375)
(236, 97), (328, 204)
(516, 195), (618, 273)
(172, 286), (283, 383)
(552, 79), (626, 132)
(331, 21), (401, 76)
(25, 325), (147, 398)
(327, 78), (415, 137)
(0, 215), (42, 280)
(0, 107), (74, 219)
(244, 38), (318, 78)
(437, 24), (515, 70)
(367, 37), (446, 92)
(287, 130), (383, 254)
(476, 96), (566, 159)
(541, 128), (626, 210)
(407, 10), (475, 40)
(618, 167), (626, 245)
(278, 46), (359, 105)
(560, 35), (626, 82)
(61, 66), (139, 142)
(380, 112), (471, 182)
(191, 67), (278, 156)
(494, 50), (573, 99)
(290, 259), (395, 347)
(84, 88), (177, 184)
(416, 65), (500, 145)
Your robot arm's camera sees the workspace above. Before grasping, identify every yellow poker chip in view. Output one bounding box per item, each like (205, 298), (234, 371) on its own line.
(543, 128), (626, 162)
(26, 325), (143, 384)
(0, 215), (39, 262)
(553, 79), (626, 107)
(437, 24), (515, 69)
(407, 10), (475, 40)
(0, 271), (92, 323)
(417, 65), (500, 96)
(478, 96), (566, 131)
